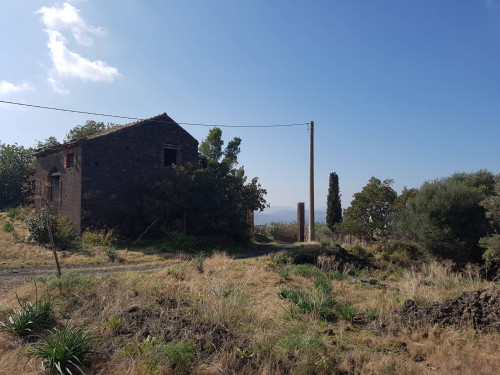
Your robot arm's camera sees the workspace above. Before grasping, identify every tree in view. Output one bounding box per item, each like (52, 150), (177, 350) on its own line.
(340, 177), (397, 238)
(64, 120), (117, 142)
(199, 127), (242, 167)
(394, 170), (496, 262)
(35, 136), (60, 149)
(326, 172), (342, 231)
(479, 175), (500, 262)
(118, 128), (267, 240)
(0, 141), (35, 208)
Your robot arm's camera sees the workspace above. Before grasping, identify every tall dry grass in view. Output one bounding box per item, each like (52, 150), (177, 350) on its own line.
(0, 250), (499, 375)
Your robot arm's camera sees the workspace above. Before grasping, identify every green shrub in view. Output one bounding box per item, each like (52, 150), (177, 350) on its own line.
(336, 303), (358, 322)
(381, 241), (422, 265)
(81, 229), (118, 248)
(25, 210), (79, 250)
(272, 252), (293, 265)
(27, 325), (94, 375)
(104, 315), (123, 331)
(267, 222), (297, 243)
(2, 221), (14, 232)
(104, 248), (118, 262)
(0, 296), (55, 338)
(6, 207), (21, 219)
(168, 232), (201, 253)
(346, 244), (372, 259)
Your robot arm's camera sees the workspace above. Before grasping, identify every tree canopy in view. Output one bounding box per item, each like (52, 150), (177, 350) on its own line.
(199, 127), (242, 167)
(64, 120), (118, 143)
(393, 170), (496, 262)
(0, 141), (35, 208)
(326, 172), (342, 231)
(340, 177), (397, 238)
(118, 127), (266, 240)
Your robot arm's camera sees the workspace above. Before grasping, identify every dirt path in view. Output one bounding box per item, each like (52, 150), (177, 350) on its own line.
(0, 242), (291, 296)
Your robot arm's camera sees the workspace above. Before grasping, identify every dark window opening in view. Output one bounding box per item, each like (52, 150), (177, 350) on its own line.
(164, 148), (177, 166)
(50, 175), (60, 203)
(65, 152), (75, 168)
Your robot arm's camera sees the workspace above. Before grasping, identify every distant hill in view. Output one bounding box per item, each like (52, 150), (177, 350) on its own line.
(255, 207), (327, 225)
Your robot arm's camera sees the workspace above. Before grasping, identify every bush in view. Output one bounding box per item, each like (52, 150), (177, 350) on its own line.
(267, 222), (297, 243)
(2, 221), (14, 232)
(25, 210), (79, 250)
(0, 296), (55, 338)
(393, 171), (496, 262)
(81, 229), (118, 248)
(479, 234), (500, 263)
(346, 244), (373, 260)
(381, 240), (422, 265)
(6, 207), (21, 219)
(27, 325), (95, 375)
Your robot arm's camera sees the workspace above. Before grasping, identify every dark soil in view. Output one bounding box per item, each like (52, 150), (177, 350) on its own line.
(398, 287), (500, 331)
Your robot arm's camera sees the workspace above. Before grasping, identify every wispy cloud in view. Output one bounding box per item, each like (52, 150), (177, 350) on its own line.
(37, 2), (121, 94)
(37, 2), (105, 46)
(0, 81), (35, 95)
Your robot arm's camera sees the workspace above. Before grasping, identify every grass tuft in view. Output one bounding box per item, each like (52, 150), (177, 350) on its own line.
(27, 325), (95, 375)
(0, 295), (55, 338)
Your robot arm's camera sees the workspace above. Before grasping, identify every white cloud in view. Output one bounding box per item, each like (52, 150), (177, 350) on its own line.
(0, 81), (35, 95)
(47, 30), (121, 83)
(37, 2), (122, 94)
(37, 2), (105, 46)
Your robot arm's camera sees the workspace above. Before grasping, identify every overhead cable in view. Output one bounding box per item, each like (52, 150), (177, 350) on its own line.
(0, 100), (308, 128)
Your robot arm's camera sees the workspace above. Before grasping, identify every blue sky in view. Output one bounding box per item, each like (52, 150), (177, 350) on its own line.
(1, 1), (500, 213)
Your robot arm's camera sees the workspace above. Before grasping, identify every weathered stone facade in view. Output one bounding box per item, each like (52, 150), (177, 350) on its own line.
(34, 113), (198, 233)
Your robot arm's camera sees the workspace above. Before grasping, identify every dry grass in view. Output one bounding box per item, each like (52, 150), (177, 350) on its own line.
(0, 211), (172, 267)
(0, 249), (499, 375)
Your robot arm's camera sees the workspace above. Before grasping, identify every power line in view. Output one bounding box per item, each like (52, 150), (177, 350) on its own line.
(0, 100), (308, 128)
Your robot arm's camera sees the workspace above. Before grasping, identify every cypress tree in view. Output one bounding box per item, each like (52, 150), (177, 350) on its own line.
(326, 172), (342, 231)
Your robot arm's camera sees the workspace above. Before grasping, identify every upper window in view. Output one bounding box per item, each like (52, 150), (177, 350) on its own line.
(164, 147), (178, 166)
(64, 148), (76, 168)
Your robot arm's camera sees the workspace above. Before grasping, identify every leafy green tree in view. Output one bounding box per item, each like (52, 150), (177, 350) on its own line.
(391, 187), (417, 212)
(35, 136), (60, 149)
(199, 127), (242, 167)
(118, 128), (266, 240)
(340, 177), (397, 238)
(394, 170), (496, 262)
(326, 172), (342, 231)
(64, 120), (117, 142)
(479, 175), (500, 262)
(0, 141), (35, 208)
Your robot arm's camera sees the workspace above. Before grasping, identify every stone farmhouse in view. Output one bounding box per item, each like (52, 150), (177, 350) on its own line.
(34, 113), (199, 233)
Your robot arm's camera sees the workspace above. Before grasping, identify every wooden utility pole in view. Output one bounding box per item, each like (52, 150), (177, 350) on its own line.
(309, 121), (315, 242)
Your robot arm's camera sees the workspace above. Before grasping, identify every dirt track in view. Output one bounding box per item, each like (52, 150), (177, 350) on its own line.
(0, 243), (288, 296)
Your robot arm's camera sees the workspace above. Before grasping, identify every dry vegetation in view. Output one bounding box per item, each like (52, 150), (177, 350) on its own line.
(1, 244), (499, 374)
(0, 209), (170, 267)
(1, 213), (499, 374)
